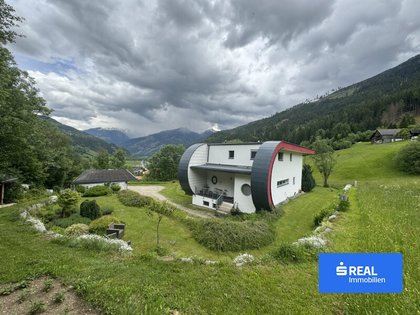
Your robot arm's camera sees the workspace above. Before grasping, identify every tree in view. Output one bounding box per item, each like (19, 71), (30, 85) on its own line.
(147, 144), (185, 181)
(0, 1), (80, 189)
(148, 200), (175, 249)
(311, 139), (336, 187)
(110, 149), (126, 168)
(394, 142), (420, 174)
(57, 189), (79, 218)
(95, 151), (110, 169)
(301, 164), (316, 192)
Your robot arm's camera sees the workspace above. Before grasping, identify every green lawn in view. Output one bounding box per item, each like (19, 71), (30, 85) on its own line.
(1, 141), (419, 314)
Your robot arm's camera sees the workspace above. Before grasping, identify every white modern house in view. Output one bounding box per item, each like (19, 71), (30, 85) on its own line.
(178, 141), (315, 213)
(73, 169), (137, 190)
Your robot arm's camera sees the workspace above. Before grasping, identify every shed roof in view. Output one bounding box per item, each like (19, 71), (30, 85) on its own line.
(190, 163), (252, 175)
(376, 129), (401, 136)
(73, 169), (137, 184)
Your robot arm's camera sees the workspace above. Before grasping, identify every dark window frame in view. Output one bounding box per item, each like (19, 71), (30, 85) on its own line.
(250, 150), (257, 160)
(229, 150), (235, 159)
(278, 152), (284, 161)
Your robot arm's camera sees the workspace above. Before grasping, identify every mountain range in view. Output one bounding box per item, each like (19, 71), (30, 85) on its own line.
(123, 128), (214, 157)
(84, 126), (214, 157)
(207, 54), (420, 144)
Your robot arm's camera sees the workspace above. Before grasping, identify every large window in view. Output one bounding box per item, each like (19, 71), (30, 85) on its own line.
(250, 150), (257, 160)
(278, 152), (284, 161)
(229, 150), (234, 159)
(277, 179), (289, 187)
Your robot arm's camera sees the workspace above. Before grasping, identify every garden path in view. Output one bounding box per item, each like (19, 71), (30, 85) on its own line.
(128, 185), (214, 219)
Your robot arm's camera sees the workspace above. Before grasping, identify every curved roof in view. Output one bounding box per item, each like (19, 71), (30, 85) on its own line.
(178, 143), (204, 195)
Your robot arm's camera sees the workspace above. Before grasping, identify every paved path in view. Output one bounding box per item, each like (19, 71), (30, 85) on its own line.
(128, 185), (214, 219)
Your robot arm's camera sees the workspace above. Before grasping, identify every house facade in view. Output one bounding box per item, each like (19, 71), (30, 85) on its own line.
(178, 141), (315, 213)
(370, 129), (402, 144)
(73, 169), (137, 190)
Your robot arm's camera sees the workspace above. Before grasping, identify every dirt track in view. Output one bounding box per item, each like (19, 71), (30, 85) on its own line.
(128, 185), (214, 219)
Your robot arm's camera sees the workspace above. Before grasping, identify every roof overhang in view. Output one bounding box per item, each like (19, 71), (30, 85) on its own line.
(190, 163), (252, 175)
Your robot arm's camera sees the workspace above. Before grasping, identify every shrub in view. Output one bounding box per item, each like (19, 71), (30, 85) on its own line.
(35, 205), (57, 223)
(313, 209), (332, 227)
(394, 142), (420, 174)
(273, 244), (305, 263)
(3, 182), (23, 203)
(118, 190), (153, 208)
(82, 185), (112, 197)
(49, 226), (65, 235)
(89, 215), (121, 235)
(57, 189), (79, 217)
(273, 243), (321, 264)
(80, 200), (101, 220)
(336, 199), (350, 212)
(301, 164), (316, 192)
(192, 219), (275, 252)
(110, 183), (121, 192)
(75, 185), (86, 193)
(52, 214), (91, 228)
(65, 223), (90, 236)
(101, 205), (114, 215)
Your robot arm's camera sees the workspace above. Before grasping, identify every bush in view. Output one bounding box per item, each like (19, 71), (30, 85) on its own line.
(336, 199), (350, 212)
(75, 185), (86, 193)
(192, 219), (275, 252)
(80, 200), (101, 220)
(117, 190), (153, 208)
(301, 164), (316, 192)
(51, 214), (92, 228)
(35, 205), (57, 223)
(89, 215), (121, 235)
(101, 205), (114, 215)
(3, 182), (23, 203)
(313, 209), (332, 227)
(65, 224), (90, 236)
(394, 142), (420, 174)
(273, 243), (320, 264)
(82, 185), (112, 197)
(110, 183), (121, 192)
(58, 189), (79, 217)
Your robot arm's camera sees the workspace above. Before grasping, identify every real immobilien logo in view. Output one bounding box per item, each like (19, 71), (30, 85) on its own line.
(319, 253), (403, 293)
(335, 261), (386, 284)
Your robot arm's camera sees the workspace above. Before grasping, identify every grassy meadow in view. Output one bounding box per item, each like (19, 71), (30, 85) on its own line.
(0, 140), (419, 314)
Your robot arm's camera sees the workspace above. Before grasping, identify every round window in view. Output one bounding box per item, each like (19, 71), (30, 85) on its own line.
(211, 176), (218, 184)
(241, 184), (251, 196)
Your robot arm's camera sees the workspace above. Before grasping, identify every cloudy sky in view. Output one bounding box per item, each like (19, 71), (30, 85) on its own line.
(8, 0), (420, 137)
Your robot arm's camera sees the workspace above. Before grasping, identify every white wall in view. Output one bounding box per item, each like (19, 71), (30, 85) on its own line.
(270, 151), (303, 206)
(187, 144), (208, 194)
(192, 195), (217, 210)
(208, 144), (261, 166)
(233, 174), (255, 213)
(81, 181), (128, 190)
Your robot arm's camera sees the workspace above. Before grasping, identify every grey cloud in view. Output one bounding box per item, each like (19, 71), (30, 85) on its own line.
(224, 0), (334, 48)
(9, 0), (420, 137)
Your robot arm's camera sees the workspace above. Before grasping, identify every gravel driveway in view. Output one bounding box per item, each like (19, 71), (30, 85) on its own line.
(128, 185), (214, 219)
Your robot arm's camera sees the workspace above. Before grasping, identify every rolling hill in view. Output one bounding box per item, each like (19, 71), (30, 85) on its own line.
(207, 54), (420, 144)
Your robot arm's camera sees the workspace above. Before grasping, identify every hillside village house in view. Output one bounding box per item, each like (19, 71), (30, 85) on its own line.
(73, 169), (137, 190)
(370, 129), (402, 143)
(178, 141), (315, 213)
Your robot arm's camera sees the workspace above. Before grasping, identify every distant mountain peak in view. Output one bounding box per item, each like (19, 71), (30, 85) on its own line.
(84, 128), (130, 146)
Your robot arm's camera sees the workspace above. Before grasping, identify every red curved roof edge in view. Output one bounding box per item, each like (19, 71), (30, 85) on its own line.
(278, 141), (315, 155)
